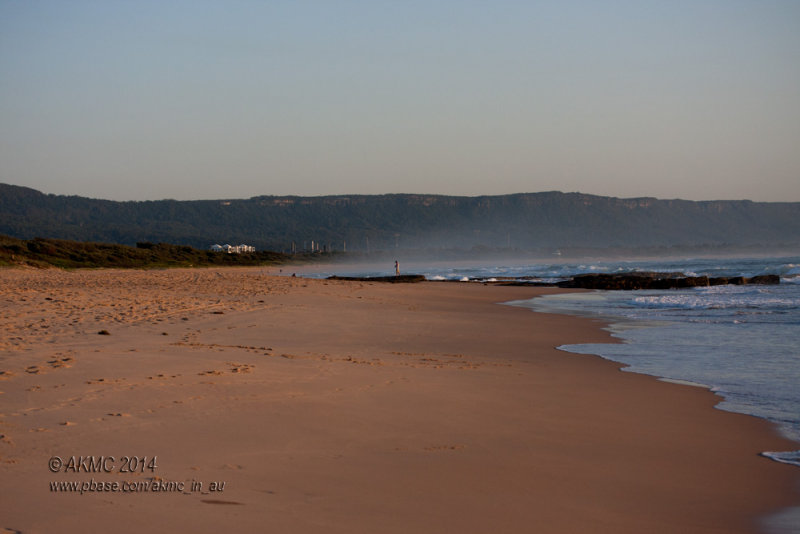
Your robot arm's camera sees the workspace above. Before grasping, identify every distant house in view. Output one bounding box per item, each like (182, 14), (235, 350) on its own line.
(210, 244), (255, 254)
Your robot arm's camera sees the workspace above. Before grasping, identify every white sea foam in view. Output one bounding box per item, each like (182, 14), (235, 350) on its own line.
(658, 377), (709, 388)
(628, 285), (800, 312)
(761, 451), (800, 468)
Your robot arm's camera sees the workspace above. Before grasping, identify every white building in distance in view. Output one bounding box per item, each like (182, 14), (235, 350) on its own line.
(210, 244), (256, 254)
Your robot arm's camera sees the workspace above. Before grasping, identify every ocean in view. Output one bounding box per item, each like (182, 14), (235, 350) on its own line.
(301, 255), (800, 532)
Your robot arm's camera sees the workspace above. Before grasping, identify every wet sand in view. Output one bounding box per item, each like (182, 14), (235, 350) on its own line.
(0, 267), (797, 533)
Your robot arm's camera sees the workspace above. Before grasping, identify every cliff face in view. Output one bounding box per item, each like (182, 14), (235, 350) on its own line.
(2, 183), (799, 252)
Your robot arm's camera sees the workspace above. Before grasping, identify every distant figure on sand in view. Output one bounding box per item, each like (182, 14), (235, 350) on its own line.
(395, 261), (400, 276)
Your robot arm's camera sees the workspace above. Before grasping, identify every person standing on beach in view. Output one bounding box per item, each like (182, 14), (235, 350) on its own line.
(395, 260), (400, 276)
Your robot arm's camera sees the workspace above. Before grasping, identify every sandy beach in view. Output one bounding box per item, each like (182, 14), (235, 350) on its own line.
(0, 267), (797, 533)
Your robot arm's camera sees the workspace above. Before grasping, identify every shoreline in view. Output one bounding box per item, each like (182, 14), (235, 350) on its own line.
(516, 286), (800, 466)
(0, 267), (797, 533)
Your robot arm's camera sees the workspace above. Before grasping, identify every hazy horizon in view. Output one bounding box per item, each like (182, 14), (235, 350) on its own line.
(4, 180), (800, 205)
(2, 1), (799, 203)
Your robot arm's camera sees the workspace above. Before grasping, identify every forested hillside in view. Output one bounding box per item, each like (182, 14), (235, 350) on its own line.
(2, 183), (798, 254)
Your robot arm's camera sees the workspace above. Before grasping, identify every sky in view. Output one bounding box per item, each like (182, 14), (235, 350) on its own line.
(1, 0), (799, 202)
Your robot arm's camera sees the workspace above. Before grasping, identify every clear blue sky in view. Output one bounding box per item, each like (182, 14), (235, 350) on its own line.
(1, 0), (798, 201)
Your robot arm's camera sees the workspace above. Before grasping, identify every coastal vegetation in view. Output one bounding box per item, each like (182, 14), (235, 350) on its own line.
(0, 234), (310, 269)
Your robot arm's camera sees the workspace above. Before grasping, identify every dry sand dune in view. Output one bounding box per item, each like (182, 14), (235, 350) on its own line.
(0, 267), (797, 533)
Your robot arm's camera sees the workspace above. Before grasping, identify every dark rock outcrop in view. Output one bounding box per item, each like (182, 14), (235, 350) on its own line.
(747, 274), (781, 285)
(328, 272), (781, 289)
(555, 272), (780, 290)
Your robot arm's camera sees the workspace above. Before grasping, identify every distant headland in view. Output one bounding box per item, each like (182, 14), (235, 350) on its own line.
(2, 183), (799, 258)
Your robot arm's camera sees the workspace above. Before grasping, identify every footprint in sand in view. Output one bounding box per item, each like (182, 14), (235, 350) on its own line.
(221, 463), (244, 470)
(423, 444), (466, 452)
(227, 363), (254, 374)
(47, 357), (73, 369)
